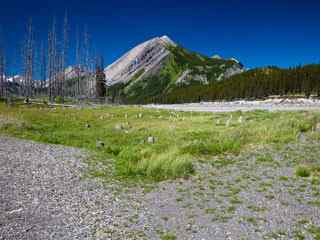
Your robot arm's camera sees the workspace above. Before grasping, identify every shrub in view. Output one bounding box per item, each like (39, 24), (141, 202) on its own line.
(295, 165), (311, 178)
(54, 96), (64, 104)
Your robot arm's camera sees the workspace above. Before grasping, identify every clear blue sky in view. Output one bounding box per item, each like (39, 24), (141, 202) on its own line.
(1, 0), (320, 73)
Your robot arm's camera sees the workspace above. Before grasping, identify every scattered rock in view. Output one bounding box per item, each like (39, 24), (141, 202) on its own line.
(115, 124), (123, 130)
(96, 140), (105, 148)
(315, 123), (320, 132)
(8, 208), (23, 215)
(85, 123), (91, 128)
(238, 116), (243, 124)
(24, 97), (30, 104)
(147, 136), (156, 144)
(226, 119), (231, 127)
(297, 132), (307, 143)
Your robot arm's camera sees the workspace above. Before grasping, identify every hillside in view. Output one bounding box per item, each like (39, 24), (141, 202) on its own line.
(105, 36), (244, 103)
(163, 64), (320, 103)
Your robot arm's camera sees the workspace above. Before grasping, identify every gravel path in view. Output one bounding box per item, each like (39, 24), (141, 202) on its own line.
(1, 137), (320, 240)
(0, 137), (112, 240)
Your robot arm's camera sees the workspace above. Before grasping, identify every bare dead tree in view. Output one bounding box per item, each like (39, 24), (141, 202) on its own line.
(48, 18), (57, 102)
(40, 42), (46, 96)
(61, 11), (69, 100)
(23, 18), (35, 99)
(83, 25), (90, 97)
(0, 55), (5, 98)
(0, 36), (5, 98)
(75, 26), (82, 98)
(1, 14), (99, 102)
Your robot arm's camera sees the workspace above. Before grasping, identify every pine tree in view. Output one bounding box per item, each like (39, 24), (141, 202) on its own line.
(95, 56), (106, 98)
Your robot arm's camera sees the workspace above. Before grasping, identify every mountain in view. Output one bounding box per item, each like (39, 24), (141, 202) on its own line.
(163, 64), (320, 103)
(105, 36), (244, 103)
(105, 35), (175, 86)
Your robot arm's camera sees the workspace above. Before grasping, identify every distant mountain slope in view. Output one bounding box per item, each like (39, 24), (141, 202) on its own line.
(163, 64), (320, 103)
(105, 36), (244, 103)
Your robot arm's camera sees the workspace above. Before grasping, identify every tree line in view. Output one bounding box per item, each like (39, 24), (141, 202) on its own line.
(144, 64), (320, 104)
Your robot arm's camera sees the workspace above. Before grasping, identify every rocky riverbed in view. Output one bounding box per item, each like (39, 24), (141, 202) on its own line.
(146, 98), (320, 112)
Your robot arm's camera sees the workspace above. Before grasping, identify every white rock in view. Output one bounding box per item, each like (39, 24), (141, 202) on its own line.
(147, 136), (156, 144)
(96, 141), (105, 148)
(115, 124), (123, 130)
(238, 116), (243, 124)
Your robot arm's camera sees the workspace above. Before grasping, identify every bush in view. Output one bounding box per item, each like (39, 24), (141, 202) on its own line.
(295, 165), (311, 178)
(54, 96), (64, 104)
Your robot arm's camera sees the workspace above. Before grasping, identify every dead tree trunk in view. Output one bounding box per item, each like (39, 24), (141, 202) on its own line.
(23, 18), (34, 99)
(0, 41), (5, 98)
(40, 42), (46, 96)
(75, 27), (81, 98)
(48, 18), (57, 103)
(83, 25), (90, 97)
(61, 11), (68, 100)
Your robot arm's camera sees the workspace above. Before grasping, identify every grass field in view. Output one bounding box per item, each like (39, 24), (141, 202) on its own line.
(0, 102), (319, 181)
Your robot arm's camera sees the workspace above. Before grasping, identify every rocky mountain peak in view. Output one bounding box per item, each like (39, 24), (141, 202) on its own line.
(104, 36), (175, 85)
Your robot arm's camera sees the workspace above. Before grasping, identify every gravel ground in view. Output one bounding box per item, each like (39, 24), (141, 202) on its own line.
(145, 99), (320, 112)
(1, 136), (320, 240)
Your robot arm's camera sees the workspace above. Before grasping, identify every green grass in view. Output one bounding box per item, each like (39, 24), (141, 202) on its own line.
(308, 225), (320, 240)
(295, 165), (311, 178)
(256, 154), (274, 164)
(0, 102), (319, 182)
(160, 233), (177, 240)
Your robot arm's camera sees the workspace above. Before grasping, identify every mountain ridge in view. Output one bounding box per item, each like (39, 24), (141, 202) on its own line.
(105, 35), (244, 103)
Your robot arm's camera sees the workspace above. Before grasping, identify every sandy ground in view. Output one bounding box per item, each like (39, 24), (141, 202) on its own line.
(146, 98), (320, 112)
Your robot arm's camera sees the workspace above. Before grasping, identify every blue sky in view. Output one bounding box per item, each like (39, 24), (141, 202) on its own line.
(1, 0), (320, 73)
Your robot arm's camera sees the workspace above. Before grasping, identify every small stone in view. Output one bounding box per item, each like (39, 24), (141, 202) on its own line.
(226, 119), (231, 127)
(238, 116), (243, 124)
(115, 124), (123, 130)
(8, 208), (23, 215)
(315, 123), (320, 132)
(96, 141), (105, 148)
(186, 224), (192, 231)
(147, 136), (156, 144)
(85, 123), (91, 128)
(298, 132), (306, 143)
(24, 97), (30, 104)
